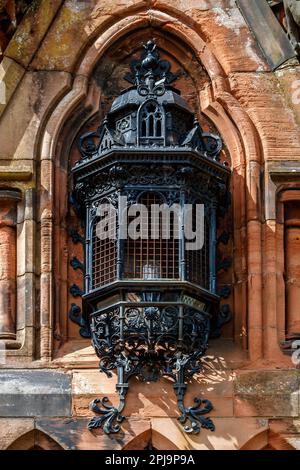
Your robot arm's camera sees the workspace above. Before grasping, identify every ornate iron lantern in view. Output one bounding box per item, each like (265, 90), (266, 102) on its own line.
(71, 41), (230, 435)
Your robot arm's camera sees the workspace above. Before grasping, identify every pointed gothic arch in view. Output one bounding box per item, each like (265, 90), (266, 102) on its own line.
(6, 429), (65, 451)
(31, 2), (277, 371)
(122, 428), (181, 451)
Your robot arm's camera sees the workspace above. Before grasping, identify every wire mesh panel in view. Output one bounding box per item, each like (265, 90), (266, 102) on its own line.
(124, 192), (180, 280)
(185, 210), (210, 289)
(92, 216), (117, 289)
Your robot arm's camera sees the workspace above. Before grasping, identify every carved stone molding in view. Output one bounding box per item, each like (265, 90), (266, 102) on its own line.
(0, 189), (21, 347)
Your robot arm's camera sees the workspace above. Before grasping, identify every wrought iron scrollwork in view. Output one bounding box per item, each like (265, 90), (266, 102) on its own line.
(217, 231), (230, 246)
(218, 285), (232, 299)
(210, 304), (232, 339)
(174, 355), (215, 434)
(70, 256), (84, 272)
(202, 133), (223, 160)
(88, 302), (215, 435)
(69, 284), (84, 297)
(88, 397), (125, 434)
(217, 257), (232, 272)
(68, 304), (91, 338)
(69, 229), (84, 245)
(176, 397), (215, 434)
(88, 356), (129, 434)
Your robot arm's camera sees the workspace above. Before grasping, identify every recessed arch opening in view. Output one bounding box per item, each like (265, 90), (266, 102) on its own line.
(38, 20), (237, 359)
(6, 429), (65, 451)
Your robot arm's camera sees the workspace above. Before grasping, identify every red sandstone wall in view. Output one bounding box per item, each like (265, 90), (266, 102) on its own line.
(0, 0), (300, 450)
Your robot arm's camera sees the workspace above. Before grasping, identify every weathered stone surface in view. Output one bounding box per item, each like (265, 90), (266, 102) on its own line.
(17, 189), (36, 225)
(0, 71), (71, 160)
(229, 72), (300, 161)
(36, 417), (151, 450)
(4, 0), (63, 68)
(156, 0), (267, 73)
(16, 272), (35, 329)
(72, 368), (234, 419)
(150, 417), (269, 450)
(234, 371), (300, 417)
(275, 66), (300, 130)
(237, 0), (296, 70)
(30, 0), (148, 72)
(17, 219), (35, 277)
(269, 419), (300, 450)
(0, 160), (34, 181)
(0, 418), (34, 450)
(0, 57), (25, 118)
(0, 370), (72, 417)
(7, 429), (65, 450)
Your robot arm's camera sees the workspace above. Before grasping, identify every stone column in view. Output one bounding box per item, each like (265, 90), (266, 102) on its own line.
(0, 190), (21, 342)
(285, 201), (300, 335)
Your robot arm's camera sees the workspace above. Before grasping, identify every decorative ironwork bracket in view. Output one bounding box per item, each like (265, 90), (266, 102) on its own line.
(172, 357), (215, 434)
(88, 361), (128, 434)
(70, 256), (84, 272)
(88, 352), (215, 435)
(69, 284), (84, 297)
(210, 304), (232, 339)
(217, 257), (232, 272)
(68, 304), (91, 339)
(69, 229), (84, 245)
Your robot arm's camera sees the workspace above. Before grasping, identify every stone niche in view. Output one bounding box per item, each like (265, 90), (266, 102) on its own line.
(57, 30), (233, 359)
